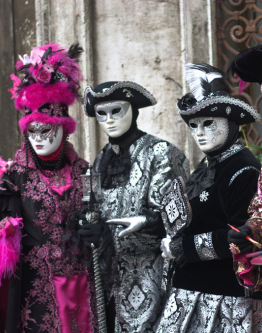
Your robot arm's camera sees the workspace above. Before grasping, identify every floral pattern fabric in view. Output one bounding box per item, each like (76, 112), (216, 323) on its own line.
(0, 142), (97, 333)
(94, 134), (190, 333)
(156, 287), (262, 333)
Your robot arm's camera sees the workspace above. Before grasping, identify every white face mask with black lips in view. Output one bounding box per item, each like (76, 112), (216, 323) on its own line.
(95, 100), (133, 138)
(188, 117), (229, 153)
(27, 121), (64, 156)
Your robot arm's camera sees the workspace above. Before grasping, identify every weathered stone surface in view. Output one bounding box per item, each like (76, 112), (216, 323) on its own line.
(1, 0), (216, 168)
(35, 0), (97, 163)
(0, 0), (36, 160)
(93, 0), (187, 157)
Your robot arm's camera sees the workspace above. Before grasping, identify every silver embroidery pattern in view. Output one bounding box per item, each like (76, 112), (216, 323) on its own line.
(178, 95), (261, 122)
(203, 141), (245, 166)
(217, 141), (245, 163)
(93, 134), (190, 333)
(84, 81), (157, 116)
(156, 287), (262, 333)
(194, 232), (219, 261)
(229, 166), (260, 186)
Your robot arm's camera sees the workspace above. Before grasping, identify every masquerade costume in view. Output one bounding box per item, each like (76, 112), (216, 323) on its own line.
(157, 64), (262, 333)
(0, 43), (97, 333)
(226, 46), (262, 301)
(84, 81), (190, 333)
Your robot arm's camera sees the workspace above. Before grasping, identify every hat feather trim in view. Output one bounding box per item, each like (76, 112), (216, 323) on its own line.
(19, 113), (77, 134)
(186, 63), (223, 101)
(15, 82), (77, 111)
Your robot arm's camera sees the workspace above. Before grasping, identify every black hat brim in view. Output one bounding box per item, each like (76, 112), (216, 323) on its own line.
(84, 81), (157, 117)
(178, 95), (261, 125)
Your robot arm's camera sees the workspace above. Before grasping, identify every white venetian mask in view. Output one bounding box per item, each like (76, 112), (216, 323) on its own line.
(95, 100), (132, 138)
(188, 117), (229, 153)
(27, 121), (63, 156)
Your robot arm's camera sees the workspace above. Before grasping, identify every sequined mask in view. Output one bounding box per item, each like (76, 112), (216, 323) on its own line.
(95, 101), (133, 138)
(189, 117), (229, 153)
(27, 123), (60, 143)
(27, 122), (64, 156)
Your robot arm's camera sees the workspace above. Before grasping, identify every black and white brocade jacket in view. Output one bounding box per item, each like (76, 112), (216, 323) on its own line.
(94, 133), (189, 333)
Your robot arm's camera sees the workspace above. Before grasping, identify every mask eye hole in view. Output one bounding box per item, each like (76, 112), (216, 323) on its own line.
(97, 111), (106, 116)
(28, 129), (35, 134)
(112, 108), (121, 115)
(203, 120), (213, 127)
(41, 129), (51, 134)
(189, 122), (197, 129)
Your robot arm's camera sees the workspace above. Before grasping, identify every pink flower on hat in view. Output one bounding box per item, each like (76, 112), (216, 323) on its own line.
(36, 70), (52, 84)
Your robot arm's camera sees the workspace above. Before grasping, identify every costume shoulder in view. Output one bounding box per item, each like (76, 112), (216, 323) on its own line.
(146, 134), (190, 180)
(219, 147), (260, 186)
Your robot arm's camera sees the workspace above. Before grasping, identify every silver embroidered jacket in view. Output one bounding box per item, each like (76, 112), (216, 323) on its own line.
(93, 134), (189, 333)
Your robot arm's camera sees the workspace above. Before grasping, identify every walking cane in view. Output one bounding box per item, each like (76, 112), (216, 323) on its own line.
(81, 166), (107, 333)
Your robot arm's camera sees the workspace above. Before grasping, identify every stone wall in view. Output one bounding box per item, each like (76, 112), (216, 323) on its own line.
(1, 0), (217, 169)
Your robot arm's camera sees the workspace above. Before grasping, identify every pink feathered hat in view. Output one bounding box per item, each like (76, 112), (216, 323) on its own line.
(9, 43), (84, 134)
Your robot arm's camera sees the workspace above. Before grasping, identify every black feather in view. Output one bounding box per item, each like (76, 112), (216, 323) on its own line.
(200, 77), (212, 97)
(41, 47), (52, 61)
(17, 65), (31, 73)
(210, 78), (231, 94)
(66, 42), (84, 63)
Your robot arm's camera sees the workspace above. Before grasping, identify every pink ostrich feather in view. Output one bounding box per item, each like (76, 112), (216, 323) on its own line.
(19, 113), (77, 134)
(8, 74), (22, 100)
(14, 81), (77, 111)
(0, 157), (8, 179)
(0, 217), (23, 285)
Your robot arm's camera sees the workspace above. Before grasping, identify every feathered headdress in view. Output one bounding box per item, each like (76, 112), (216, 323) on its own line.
(177, 63), (260, 125)
(9, 42), (84, 134)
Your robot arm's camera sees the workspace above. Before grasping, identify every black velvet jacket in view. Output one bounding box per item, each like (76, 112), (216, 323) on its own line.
(173, 147), (261, 297)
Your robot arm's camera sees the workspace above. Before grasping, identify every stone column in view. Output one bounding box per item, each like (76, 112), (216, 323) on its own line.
(34, 0), (98, 163)
(179, 0), (217, 168)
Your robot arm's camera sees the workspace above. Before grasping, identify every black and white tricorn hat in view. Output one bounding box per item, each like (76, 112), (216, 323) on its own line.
(177, 63), (261, 125)
(84, 81), (157, 117)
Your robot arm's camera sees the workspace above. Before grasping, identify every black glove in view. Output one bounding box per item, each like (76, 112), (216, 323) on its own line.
(78, 221), (104, 248)
(227, 225), (253, 254)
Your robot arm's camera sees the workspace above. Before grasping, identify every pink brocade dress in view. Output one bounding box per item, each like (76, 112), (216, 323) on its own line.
(0, 142), (97, 333)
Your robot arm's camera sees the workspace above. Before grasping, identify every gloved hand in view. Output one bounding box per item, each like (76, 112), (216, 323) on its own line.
(227, 225), (253, 254)
(78, 222), (104, 248)
(106, 216), (147, 237)
(160, 235), (186, 265)
(160, 236), (173, 260)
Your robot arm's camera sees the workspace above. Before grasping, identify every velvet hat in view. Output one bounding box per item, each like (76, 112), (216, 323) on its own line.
(226, 45), (262, 84)
(9, 43), (84, 134)
(177, 64), (261, 125)
(84, 81), (157, 117)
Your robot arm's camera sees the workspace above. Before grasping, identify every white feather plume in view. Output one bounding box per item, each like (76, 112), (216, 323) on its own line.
(185, 63), (222, 101)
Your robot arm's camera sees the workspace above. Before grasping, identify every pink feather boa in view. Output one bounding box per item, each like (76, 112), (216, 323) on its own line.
(19, 112), (77, 134)
(0, 217), (23, 285)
